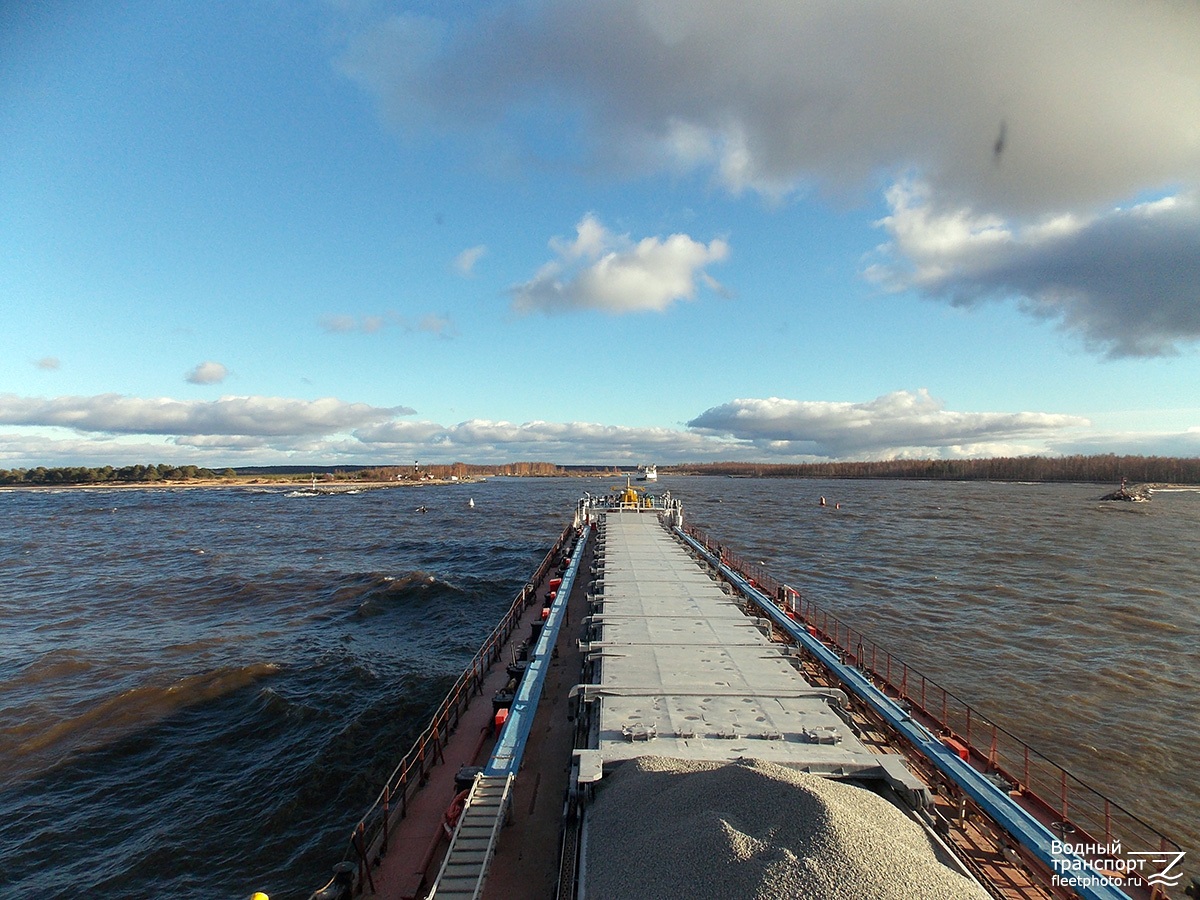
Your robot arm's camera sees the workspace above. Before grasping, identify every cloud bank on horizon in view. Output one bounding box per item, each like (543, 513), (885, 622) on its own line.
(343, 0), (1200, 354)
(5, 389), (1196, 469)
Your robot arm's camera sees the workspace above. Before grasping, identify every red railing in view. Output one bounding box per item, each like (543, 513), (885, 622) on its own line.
(331, 521), (577, 894)
(683, 523), (1182, 895)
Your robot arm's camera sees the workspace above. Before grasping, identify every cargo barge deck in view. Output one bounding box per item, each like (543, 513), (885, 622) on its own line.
(303, 489), (1187, 900)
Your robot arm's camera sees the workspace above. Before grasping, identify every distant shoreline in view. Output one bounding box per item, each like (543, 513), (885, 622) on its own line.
(6, 476), (1200, 494)
(0, 477), (469, 492)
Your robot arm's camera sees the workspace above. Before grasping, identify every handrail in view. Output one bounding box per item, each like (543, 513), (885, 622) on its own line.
(682, 522), (1182, 895)
(485, 523), (591, 777)
(328, 520), (577, 896)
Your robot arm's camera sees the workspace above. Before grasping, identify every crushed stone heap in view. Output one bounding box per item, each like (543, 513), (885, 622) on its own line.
(584, 756), (990, 900)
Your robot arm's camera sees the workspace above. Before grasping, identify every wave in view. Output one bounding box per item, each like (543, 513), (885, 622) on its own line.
(0, 648), (94, 694)
(6, 663), (281, 782)
(334, 570), (466, 618)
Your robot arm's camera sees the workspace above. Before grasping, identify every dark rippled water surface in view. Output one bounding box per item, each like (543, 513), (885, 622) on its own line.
(1, 477), (1195, 897)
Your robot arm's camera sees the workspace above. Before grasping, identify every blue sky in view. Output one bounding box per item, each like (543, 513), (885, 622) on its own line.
(3, 1), (1199, 467)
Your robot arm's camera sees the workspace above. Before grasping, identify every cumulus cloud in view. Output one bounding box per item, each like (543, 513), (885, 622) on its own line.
(455, 244), (487, 275)
(869, 184), (1200, 357)
(511, 214), (728, 314)
(185, 361), (229, 385)
(687, 390), (1088, 458)
(0, 394), (414, 437)
(339, 1), (1200, 353)
(35, 357), (60, 371)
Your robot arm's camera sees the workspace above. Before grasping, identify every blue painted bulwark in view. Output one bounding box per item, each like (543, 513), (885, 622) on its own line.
(676, 528), (1133, 900)
(485, 525), (591, 777)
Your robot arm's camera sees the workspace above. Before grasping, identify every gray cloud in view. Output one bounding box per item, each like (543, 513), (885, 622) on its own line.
(0, 394), (415, 437)
(687, 390), (1089, 458)
(320, 311), (458, 337)
(407, 313), (458, 339)
(320, 313), (393, 334)
(185, 361), (229, 385)
(339, 1), (1200, 214)
(511, 214), (728, 314)
(869, 187), (1200, 357)
(339, 1), (1200, 352)
(35, 357), (61, 371)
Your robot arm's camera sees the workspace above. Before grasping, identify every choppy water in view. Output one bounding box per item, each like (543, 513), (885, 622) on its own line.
(0, 477), (1195, 898)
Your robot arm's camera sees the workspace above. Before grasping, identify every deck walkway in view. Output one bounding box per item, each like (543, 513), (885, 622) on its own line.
(579, 512), (887, 775)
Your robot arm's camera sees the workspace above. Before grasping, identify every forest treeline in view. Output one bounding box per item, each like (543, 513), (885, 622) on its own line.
(666, 455), (1200, 484)
(357, 461), (579, 480)
(0, 461), (581, 485)
(0, 463), (229, 485)
(4, 455), (1199, 486)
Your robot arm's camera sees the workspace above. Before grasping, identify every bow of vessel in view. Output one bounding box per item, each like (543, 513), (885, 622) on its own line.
(301, 490), (1186, 900)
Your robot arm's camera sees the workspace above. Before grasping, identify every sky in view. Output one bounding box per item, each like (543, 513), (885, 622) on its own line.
(2, 0), (1199, 468)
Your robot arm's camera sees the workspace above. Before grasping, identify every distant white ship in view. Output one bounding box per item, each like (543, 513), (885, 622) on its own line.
(636, 464), (657, 482)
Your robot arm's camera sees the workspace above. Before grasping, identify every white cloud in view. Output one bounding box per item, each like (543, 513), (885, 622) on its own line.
(2, 391), (1189, 469)
(356, 417), (730, 463)
(35, 357), (60, 371)
(0, 394), (414, 437)
(185, 361), (229, 385)
(339, 1), (1200, 353)
(511, 214), (728, 314)
(688, 390), (1089, 458)
(1, 395), (727, 467)
(869, 184), (1200, 357)
(454, 244), (487, 275)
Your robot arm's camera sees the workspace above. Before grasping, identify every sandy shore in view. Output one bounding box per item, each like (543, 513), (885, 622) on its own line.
(0, 477), (479, 492)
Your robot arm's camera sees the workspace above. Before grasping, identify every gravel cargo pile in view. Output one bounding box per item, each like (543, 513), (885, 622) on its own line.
(584, 756), (989, 900)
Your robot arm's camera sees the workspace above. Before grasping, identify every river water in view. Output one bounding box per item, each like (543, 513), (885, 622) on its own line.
(0, 476), (1195, 897)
